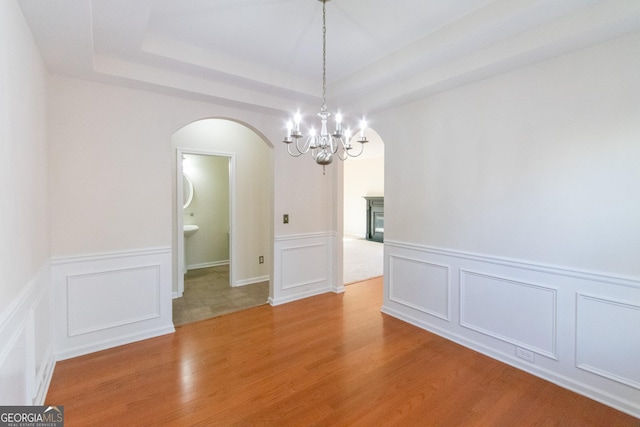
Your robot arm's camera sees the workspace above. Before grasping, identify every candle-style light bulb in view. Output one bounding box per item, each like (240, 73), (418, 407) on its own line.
(288, 111), (302, 138)
(333, 111), (343, 137)
(359, 118), (367, 137)
(358, 118), (369, 143)
(345, 128), (352, 148)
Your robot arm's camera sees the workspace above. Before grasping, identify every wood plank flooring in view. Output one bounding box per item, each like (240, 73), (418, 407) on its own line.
(46, 278), (639, 426)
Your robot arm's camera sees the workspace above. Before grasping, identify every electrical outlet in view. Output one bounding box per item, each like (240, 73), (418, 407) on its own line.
(283, 214), (289, 224)
(516, 347), (535, 363)
(259, 256), (264, 264)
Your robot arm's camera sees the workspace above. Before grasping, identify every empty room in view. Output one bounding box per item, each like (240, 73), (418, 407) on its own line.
(2, 0), (639, 425)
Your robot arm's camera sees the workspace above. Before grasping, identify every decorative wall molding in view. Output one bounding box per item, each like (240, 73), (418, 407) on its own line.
(272, 233), (336, 306)
(51, 246), (171, 265)
(382, 240), (640, 418)
(388, 254), (450, 321)
(576, 293), (640, 390)
(52, 247), (174, 360)
(66, 265), (161, 337)
(460, 269), (557, 359)
(0, 262), (54, 405)
(384, 240), (640, 290)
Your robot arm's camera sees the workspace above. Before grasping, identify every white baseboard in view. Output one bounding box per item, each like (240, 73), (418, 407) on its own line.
(269, 287), (329, 306)
(52, 247), (175, 360)
(186, 260), (229, 270)
(273, 232), (337, 305)
(55, 325), (175, 361)
(383, 240), (640, 418)
(234, 275), (269, 287)
(0, 262), (55, 405)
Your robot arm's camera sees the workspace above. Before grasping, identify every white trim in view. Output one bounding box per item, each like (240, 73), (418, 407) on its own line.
(459, 268), (558, 360)
(275, 231), (336, 242)
(388, 254), (451, 321)
(186, 260), (229, 270)
(380, 303), (640, 419)
(55, 325), (175, 361)
(268, 287), (329, 306)
(235, 275), (270, 287)
(177, 149), (237, 295)
(51, 246), (171, 265)
(384, 240), (640, 288)
(52, 247), (174, 360)
(382, 240), (640, 418)
(0, 261), (54, 405)
(273, 232), (334, 305)
(66, 265), (162, 337)
(576, 293), (640, 390)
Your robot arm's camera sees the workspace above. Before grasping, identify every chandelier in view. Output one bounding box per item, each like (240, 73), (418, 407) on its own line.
(283, 0), (368, 173)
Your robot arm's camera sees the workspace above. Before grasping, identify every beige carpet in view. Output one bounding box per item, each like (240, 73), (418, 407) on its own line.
(343, 236), (383, 284)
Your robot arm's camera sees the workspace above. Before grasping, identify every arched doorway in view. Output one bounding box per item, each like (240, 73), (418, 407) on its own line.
(171, 118), (274, 325)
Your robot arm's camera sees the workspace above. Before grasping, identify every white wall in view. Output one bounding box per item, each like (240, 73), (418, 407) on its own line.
(378, 32), (640, 276)
(184, 154), (230, 268)
(0, 0), (54, 404)
(47, 74), (339, 356)
(378, 32), (640, 417)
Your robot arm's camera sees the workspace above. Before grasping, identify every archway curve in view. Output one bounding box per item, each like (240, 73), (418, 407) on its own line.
(171, 117), (274, 314)
(174, 116), (275, 149)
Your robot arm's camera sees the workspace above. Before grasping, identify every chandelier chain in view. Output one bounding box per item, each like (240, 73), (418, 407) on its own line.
(281, 0), (368, 169)
(322, 0), (327, 112)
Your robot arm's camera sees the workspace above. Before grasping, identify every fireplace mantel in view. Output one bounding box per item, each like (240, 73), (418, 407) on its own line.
(363, 197), (384, 243)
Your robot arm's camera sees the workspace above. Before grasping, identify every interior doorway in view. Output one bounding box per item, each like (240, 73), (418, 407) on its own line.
(172, 118), (273, 325)
(343, 128), (385, 285)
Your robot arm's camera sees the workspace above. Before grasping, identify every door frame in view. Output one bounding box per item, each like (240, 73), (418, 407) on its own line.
(176, 148), (237, 295)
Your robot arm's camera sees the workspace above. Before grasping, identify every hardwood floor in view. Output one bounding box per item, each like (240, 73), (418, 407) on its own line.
(46, 278), (639, 426)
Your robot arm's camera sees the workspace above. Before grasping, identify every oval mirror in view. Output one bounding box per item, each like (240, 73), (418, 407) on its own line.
(183, 174), (194, 209)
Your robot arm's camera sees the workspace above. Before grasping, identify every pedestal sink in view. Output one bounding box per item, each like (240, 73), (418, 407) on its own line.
(183, 224), (199, 237)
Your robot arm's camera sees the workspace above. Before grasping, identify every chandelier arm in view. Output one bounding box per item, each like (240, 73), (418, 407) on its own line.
(329, 136), (340, 154)
(346, 142), (366, 158)
(281, 0), (367, 169)
(296, 135), (313, 154)
(287, 143), (306, 157)
(335, 147), (349, 161)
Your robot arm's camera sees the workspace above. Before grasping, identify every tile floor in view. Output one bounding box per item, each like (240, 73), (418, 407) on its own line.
(172, 265), (269, 326)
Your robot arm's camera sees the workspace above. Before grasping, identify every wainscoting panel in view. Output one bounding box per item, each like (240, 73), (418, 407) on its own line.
(382, 240), (640, 418)
(0, 318), (29, 404)
(460, 270), (557, 358)
(31, 283), (54, 404)
(0, 262), (54, 405)
(52, 247), (174, 360)
(576, 294), (640, 390)
(272, 233), (336, 305)
(67, 266), (161, 337)
(389, 255), (450, 321)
